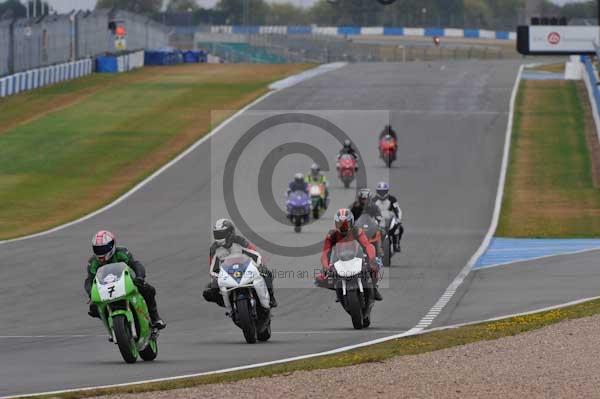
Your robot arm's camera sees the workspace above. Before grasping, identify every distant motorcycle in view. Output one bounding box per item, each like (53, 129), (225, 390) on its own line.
(218, 254), (271, 344)
(287, 190), (310, 233)
(337, 154), (357, 189)
(329, 240), (375, 329)
(309, 183), (327, 219)
(379, 134), (397, 168)
(90, 262), (159, 363)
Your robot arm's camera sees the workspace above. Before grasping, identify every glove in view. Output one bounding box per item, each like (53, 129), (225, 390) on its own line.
(369, 258), (378, 272)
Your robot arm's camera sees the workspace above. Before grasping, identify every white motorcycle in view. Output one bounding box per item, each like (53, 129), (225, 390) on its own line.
(218, 254), (271, 344)
(330, 241), (375, 329)
(375, 200), (402, 267)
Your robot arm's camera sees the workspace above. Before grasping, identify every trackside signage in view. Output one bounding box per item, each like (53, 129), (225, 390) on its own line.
(517, 26), (599, 55)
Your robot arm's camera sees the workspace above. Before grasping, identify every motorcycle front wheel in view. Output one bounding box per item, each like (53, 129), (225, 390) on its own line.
(237, 298), (257, 344)
(113, 315), (138, 363)
(347, 291), (364, 330)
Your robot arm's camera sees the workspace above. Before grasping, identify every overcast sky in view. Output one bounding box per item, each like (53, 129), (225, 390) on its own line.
(33, 0), (595, 14)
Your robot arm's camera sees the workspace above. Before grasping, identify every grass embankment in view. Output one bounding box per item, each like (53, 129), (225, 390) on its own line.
(496, 79), (600, 237)
(23, 297), (600, 399)
(0, 64), (310, 239)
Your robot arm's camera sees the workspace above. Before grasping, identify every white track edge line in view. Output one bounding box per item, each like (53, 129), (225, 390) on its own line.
(5, 293), (598, 399)
(412, 64), (524, 330)
(0, 91), (273, 245)
(0, 63), (351, 245)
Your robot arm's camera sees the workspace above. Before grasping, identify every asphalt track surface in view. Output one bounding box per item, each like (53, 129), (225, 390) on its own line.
(1, 61), (521, 396)
(436, 248), (600, 327)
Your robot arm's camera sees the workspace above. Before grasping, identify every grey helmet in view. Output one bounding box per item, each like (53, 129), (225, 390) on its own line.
(213, 219), (235, 248)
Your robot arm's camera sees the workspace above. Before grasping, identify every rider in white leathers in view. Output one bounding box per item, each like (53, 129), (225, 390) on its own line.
(374, 182), (404, 252)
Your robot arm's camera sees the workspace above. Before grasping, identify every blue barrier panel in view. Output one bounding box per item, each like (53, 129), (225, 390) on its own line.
(287, 26), (312, 35)
(232, 25), (259, 34)
(424, 27), (444, 37)
(463, 29), (479, 38)
(495, 31), (509, 40)
(183, 50), (199, 63)
(96, 56), (118, 73)
(383, 27), (404, 36)
(0, 78), (5, 97)
(338, 26), (361, 35)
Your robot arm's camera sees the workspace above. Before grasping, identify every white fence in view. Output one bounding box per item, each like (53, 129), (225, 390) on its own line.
(0, 58), (93, 98)
(116, 51), (145, 73)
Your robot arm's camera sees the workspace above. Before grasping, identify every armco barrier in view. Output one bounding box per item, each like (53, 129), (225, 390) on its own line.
(0, 58), (92, 98)
(211, 25), (516, 40)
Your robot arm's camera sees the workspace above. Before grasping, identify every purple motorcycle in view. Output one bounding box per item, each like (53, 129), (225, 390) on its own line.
(287, 190), (311, 233)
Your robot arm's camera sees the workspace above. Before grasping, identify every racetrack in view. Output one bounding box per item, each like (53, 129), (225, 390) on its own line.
(0, 60), (521, 396)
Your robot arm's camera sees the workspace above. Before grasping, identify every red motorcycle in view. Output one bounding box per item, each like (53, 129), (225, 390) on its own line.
(337, 154), (357, 189)
(379, 134), (397, 168)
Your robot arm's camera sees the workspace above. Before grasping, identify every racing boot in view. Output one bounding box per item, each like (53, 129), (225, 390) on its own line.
(393, 236), (401, 253)
(260, 265), (278, 308)
(373, 287), (383, 301)
(149, 308), (166, 330)
(370, 266), (383, 301)
(268, 288), (278, 308)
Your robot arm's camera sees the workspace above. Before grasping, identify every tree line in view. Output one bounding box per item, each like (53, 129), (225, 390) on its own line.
(0, 0), (597, 30)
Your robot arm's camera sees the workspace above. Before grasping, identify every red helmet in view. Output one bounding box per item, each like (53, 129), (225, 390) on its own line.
(92, 230), (116, 264)
(335, 208), (354, 236)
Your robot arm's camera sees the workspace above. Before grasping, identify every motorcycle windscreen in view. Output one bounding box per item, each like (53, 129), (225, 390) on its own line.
(95, 262), (128, 301)
(331, 241), (364, 262)
(290, 190), (309, 202)
(96, 262), (127, 285)
(219, 256), (251, 286)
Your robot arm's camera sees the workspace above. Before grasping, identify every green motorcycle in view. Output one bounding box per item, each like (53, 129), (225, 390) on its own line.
(90, 262), (158, 364)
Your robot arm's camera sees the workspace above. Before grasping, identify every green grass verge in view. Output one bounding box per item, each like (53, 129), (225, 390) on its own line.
(20, 297), (600, 399)
(496, 79), (600, 237)
(0, 64), (311, 239)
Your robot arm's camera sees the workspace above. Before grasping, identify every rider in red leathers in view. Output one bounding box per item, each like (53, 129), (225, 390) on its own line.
(318, 208), (383, 301)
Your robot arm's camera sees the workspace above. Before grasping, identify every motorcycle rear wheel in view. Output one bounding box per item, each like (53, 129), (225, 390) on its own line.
(139, 338), (158, 361)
